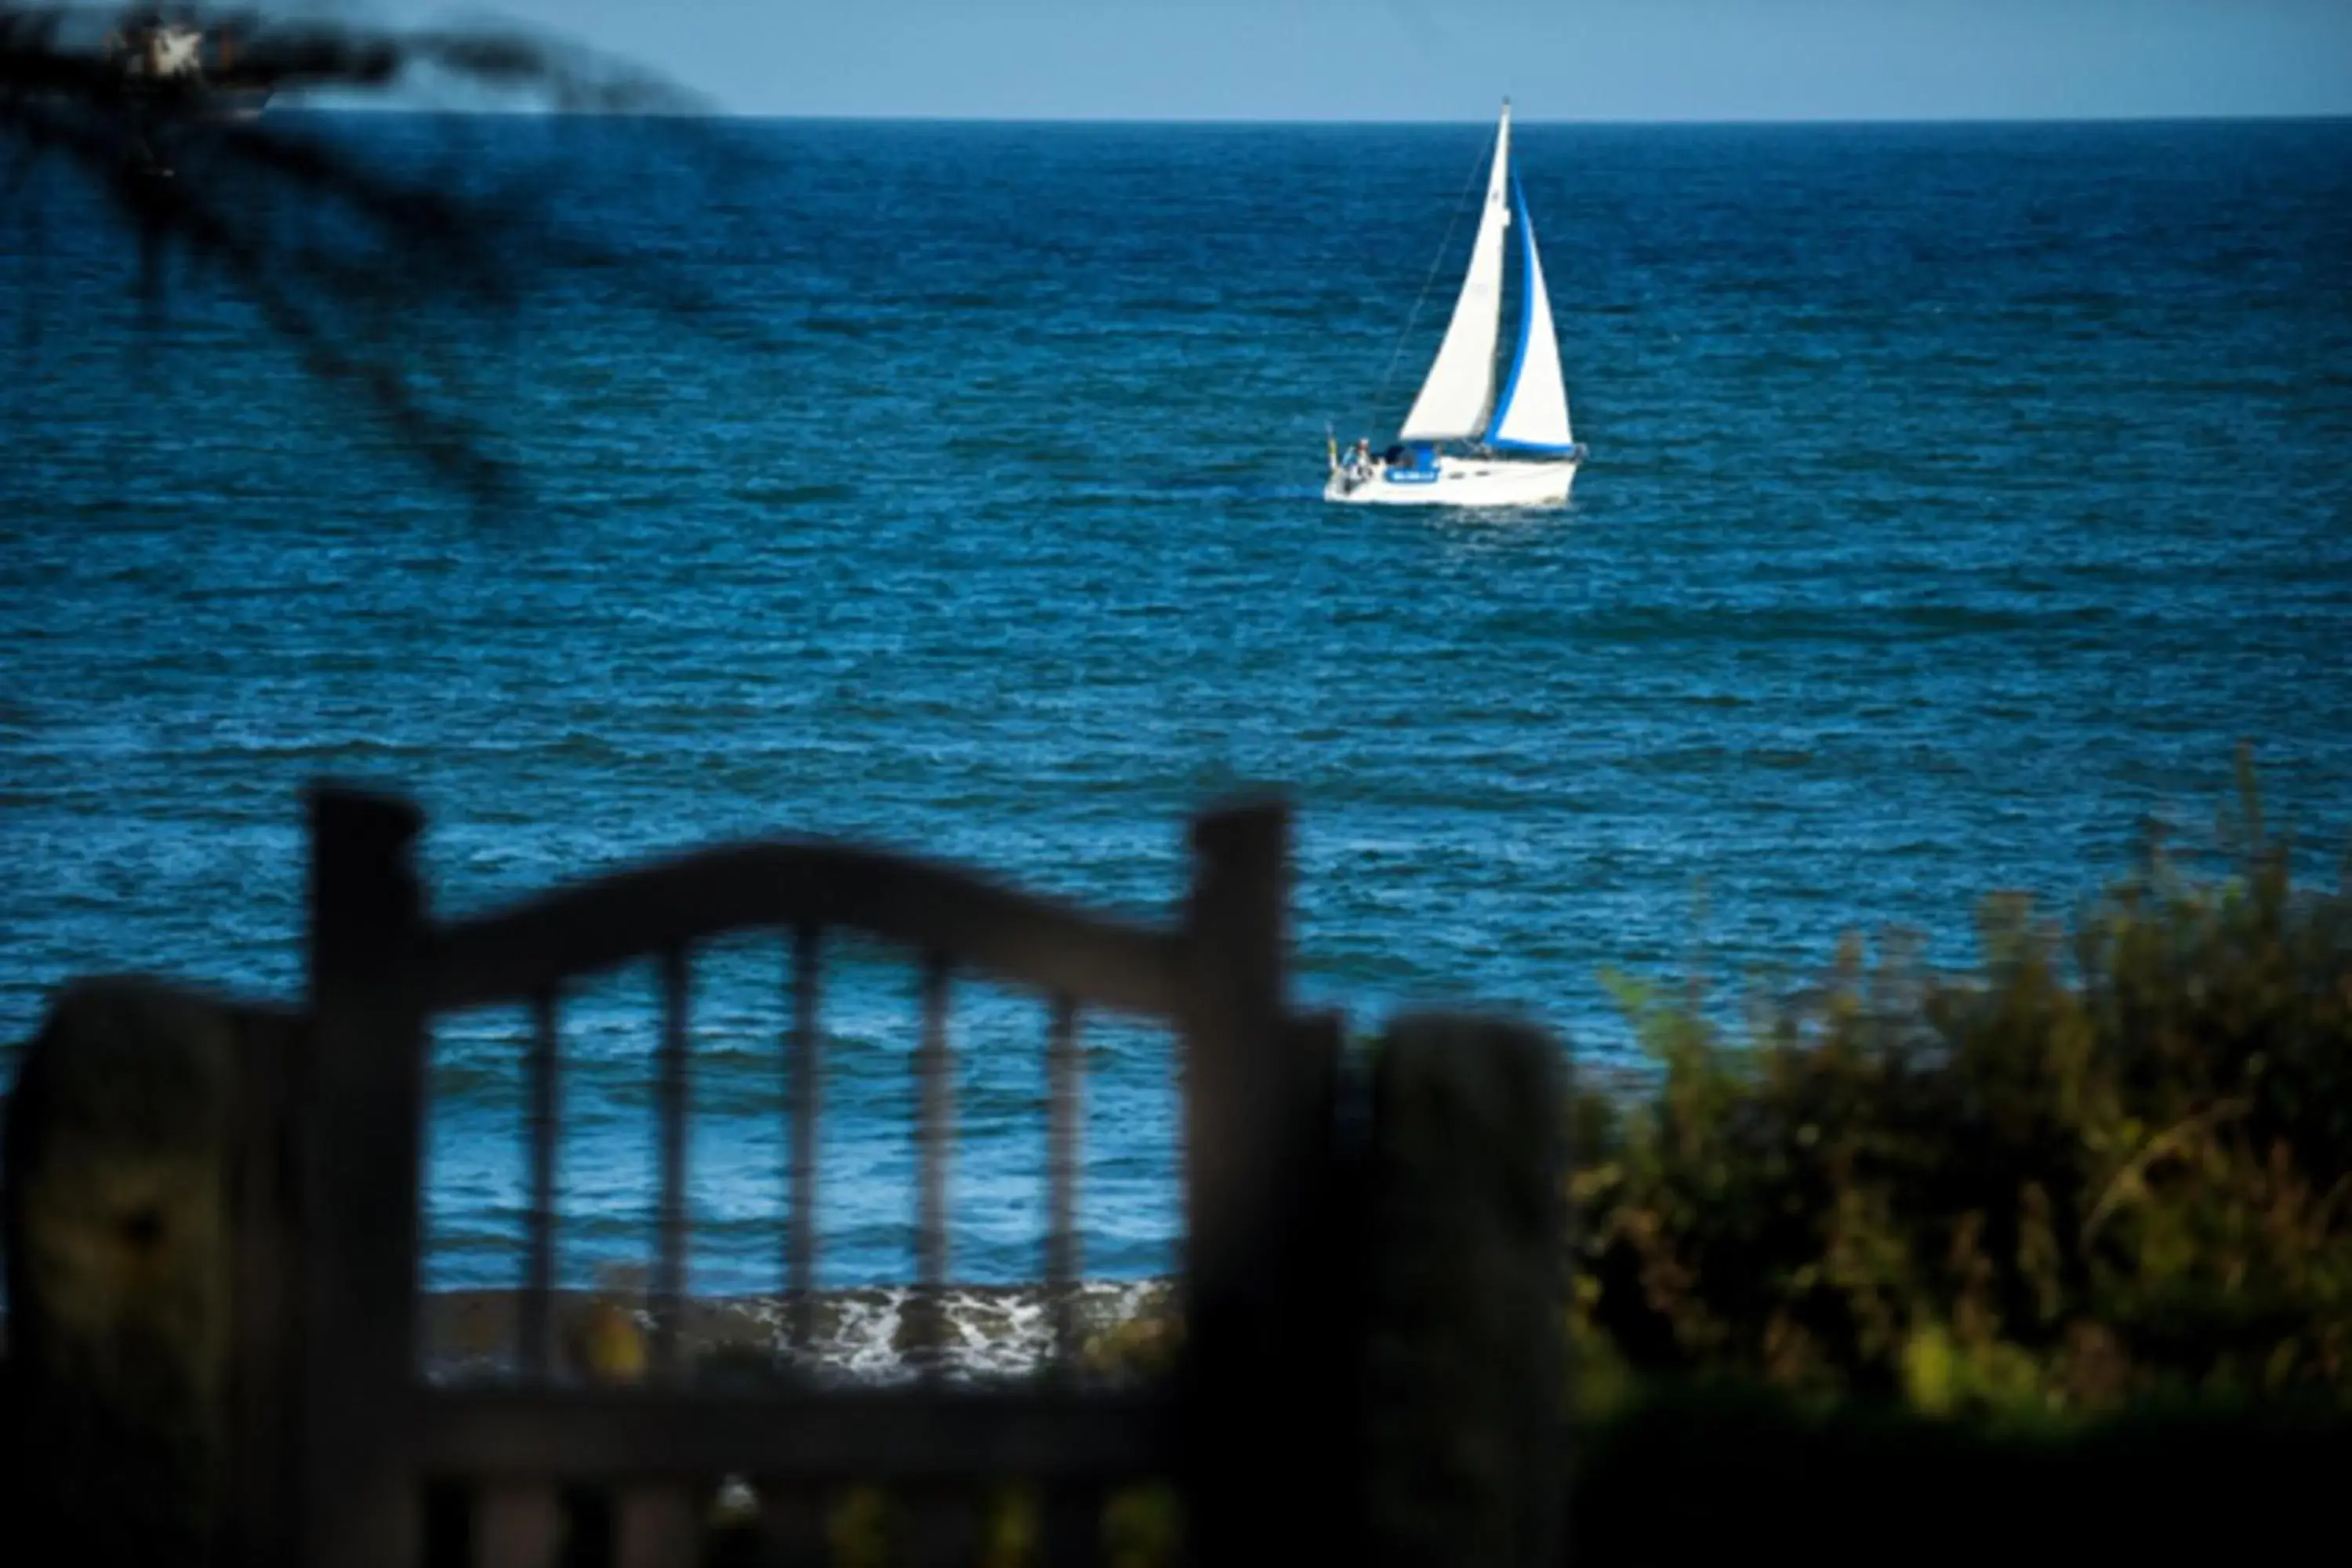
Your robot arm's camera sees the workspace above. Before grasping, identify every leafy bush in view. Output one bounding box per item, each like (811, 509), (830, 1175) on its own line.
(1572, 754), (2352, 1419)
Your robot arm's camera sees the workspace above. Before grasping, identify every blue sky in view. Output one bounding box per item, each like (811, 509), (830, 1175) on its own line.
(368, 1), (2352, 121)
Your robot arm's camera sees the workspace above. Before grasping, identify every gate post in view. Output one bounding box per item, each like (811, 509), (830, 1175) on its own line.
(1176, 795), (1316, 1563)
(1356, 1011), (1570, 1568)
(1, 978), (241, 1567)
(299, 783), (431, 1568)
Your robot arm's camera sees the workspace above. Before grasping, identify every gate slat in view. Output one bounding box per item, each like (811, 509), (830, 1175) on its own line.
(615, 1485), (701, 1568)
(521, 988), (560, 1381)
(1047, 995), (1081, 1375)
(476, 1483), (565, 1568)
(787, 925), (822, 1359)
(1043, 1482), (1109, 1568)
(753, 1481), (830, 1567)
(652, 948), (691, 1377)
(902, 1484), (984, 1568)
(912, 953), (953, 1371)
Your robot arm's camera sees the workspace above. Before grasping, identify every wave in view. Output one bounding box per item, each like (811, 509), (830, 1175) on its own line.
(421, 1276), (1173, 1388)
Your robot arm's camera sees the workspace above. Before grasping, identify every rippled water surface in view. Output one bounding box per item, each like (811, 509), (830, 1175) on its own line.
(5, 117), (2350, 1293)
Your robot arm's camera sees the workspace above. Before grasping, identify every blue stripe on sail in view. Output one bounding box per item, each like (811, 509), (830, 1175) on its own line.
(1483, 176), (1541, 446)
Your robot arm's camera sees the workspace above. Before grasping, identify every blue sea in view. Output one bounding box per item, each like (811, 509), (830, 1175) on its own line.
(5, 116), (2350, 1309)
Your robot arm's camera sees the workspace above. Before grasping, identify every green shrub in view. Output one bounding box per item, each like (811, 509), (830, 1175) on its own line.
(1573, 753), (2352, 1418)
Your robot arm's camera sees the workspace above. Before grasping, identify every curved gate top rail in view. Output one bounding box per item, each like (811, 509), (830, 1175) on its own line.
(424, 837), (1189, 1019)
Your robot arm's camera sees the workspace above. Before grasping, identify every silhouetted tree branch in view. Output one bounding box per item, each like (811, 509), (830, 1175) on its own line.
(2, 3), (778, 510)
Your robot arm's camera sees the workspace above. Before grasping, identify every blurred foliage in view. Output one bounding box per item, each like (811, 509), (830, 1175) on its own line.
(2, 2), (781, 509)
(1572, 749), (2352, 1422)
(1080, 1299), (1183, 1384)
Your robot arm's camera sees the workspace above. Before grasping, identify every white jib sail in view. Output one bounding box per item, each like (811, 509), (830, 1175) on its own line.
(1485, 183), (1574, 451)
(1397, 103), (1514, 445)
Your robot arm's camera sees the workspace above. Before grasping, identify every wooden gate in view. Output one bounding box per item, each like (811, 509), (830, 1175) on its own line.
(245, 782), (1345, 1567)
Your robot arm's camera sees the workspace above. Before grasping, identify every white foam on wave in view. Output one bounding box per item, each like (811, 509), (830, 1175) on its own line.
(425, 1276), (1173, 1388)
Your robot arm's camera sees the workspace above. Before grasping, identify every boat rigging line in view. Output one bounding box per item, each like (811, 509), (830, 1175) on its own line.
(1356, 123), (1494, 445)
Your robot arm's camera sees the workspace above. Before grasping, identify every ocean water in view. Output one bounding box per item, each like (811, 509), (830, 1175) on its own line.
(5, 116), (2350, 1305)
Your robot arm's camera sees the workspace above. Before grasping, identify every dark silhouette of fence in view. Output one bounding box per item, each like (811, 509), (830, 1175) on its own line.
(221, 781), (1348, 1568)
(6, 779), (1564, 1568)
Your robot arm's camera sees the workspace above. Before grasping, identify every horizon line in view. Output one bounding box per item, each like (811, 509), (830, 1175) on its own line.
(292, 102), (2352, 129)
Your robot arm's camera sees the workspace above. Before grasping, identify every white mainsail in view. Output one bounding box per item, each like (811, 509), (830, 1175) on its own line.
(1483, 180), (1574, 451)
(1396, 102), (1514, 444)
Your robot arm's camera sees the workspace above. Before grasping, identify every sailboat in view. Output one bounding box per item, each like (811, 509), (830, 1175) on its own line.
(1326, 100), (1585, 508)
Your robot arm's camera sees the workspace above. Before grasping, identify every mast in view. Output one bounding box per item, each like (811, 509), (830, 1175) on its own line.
(1396, 100), (1514, 445)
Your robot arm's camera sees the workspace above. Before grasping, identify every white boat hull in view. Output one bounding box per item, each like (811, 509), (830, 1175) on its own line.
(1323, 453), (1577, 509)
